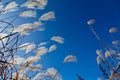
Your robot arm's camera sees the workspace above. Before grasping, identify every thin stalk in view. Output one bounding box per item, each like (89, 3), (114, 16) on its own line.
(52, 63), (64, 80)
(89, 27), (117, 64)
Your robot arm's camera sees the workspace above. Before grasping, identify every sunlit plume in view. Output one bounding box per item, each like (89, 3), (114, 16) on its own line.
(96, 56), (101, 65)
(22, 0), (35, 9)
(13, 23), (31, 35)
(63, 55), (77, 63)
(51, 36), (64, 44)
(112, 40), (119, 46)
(96, 50), (103, 57)
(18, 43), (36, 54)
(36, 46), (48, 56)
(34, 0), (48, 10)
(39, 11), (55, 21)
(18, 43), (30, 50)
(13, 21), (43, 35)
(105, 50), (114, 58)
(109, 27), (118, 33)
(19, 10), (37, 18)
(25, 43), (36, 54)
(105, 51), (109, 58)
(25, 56), (40, 64)
(2, 1), (18, 14)
(46, 68), (62, 80)
(32, 21), (44, 31)
(87, 19), (96, 25)
(46, 68), (57, 78)
(48, 44), (57, 52)
(22, 0), (48, 10)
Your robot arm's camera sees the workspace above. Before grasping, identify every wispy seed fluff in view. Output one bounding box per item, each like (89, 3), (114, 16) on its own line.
(20, 10), (37, 18)
(63, 55), (77, 63)
(109, 27), (118, 33)
(87, 19), (96, 25)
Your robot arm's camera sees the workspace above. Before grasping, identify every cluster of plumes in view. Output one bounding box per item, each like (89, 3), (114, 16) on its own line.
(0, 0), (55, 35)
(0, 0), (77, 80)
(10, 41), (77, 80)
(87, 19), (120, 80)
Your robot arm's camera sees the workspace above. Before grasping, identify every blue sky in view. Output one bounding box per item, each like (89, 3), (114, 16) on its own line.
(10, 0), (120, 80)
(36, 0), (120, 80)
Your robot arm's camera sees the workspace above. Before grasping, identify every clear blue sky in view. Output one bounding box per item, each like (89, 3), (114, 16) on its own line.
(17, 0), (120, 80)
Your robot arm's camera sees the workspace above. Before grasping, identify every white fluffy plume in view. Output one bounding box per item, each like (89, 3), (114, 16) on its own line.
(39, 11), (55, 21)
(18, 43), (36, 54)
(105, 50), (115, 58)
(46, 68), (62, 80)
(22, 0), (36, 9)
(51, 36), (64, 44)
(13, 23), (32, 35)
(2, 1), (18, 14)
(48, 44), (57, 52)
(63, 55), (77, 63)
(18, 43), (30, 50)
(105, 51), (109, 58)
(20, 10), (37, 18)
(36, 46), (48, 56)
(34, 0), (48, 10)
(22, 0), (48, 10)
(109, 27), (118, 33)
(87, 19), (95, 25)
(25, 43), (36, 54)
(96, 56), (101, 65)
(46, 68), (57, 78)
(13, 21), (43, 35)
(112, 40), (119, 46)
(96, 50), (103, 57)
